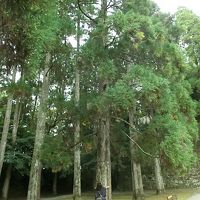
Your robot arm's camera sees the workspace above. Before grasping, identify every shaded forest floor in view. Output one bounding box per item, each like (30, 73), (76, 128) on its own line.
(40, 188), (200, 200)
(5, 188), (200, 200)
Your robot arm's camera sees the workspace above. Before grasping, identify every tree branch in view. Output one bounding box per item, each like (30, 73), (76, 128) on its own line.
(77, 0), (97, 24)
(122, 130), (155, 158)
(113, 116), (141, 135)
(68, 133), (96, 149)
(113, 116), (155, 158)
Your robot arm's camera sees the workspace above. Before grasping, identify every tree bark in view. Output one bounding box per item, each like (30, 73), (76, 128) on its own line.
(2, 97), (21, 199)
(0, 69), (16, 177)
(27, 52), (51, 200)
(96, 1), (112, 199)
(137, 163), (144, 196)
(53, 172), (58, 195)
(96, 112), (111, 200)
(96, 116), (107, 185)
(154, 157), (165, 194)
(2, 165), (12, 200)
(73, 9), (81, 200)
(12, 98), (21, 144)
(129, 111), (144, 200)
(105, 113), (112, 200)
(37, 167), (42, 199)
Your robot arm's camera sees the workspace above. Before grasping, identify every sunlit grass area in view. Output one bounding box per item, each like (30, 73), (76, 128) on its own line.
(144, 189), (197, 200)
(41, 188), (200, 200)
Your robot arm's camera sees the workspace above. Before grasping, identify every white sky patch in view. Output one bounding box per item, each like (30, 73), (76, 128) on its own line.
(68, 36), (77, 48)
(16, 70), (21, 82)
(153, 0), (200, 15)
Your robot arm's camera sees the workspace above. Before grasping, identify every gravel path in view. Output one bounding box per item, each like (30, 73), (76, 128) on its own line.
(188, 194), (200, 200)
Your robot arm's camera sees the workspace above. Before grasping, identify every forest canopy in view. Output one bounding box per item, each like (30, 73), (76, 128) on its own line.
(0, 1), (199, 200)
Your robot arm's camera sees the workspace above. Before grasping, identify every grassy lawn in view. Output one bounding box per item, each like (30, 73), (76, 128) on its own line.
(41, 188), (200, 200)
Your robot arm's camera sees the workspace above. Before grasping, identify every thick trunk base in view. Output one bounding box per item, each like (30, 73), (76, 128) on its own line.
(154, 157), (165, 194)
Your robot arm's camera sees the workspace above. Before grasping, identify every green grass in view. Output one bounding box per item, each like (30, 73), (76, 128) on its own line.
(41, 188), (200, 200)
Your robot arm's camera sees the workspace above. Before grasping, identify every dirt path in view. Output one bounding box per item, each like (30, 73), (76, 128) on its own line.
(188, 193), (200, 200)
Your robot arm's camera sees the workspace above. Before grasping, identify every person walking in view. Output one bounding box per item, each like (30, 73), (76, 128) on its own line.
(95, 182), (106, 200)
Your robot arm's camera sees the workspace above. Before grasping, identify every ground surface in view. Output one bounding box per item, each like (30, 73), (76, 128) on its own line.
(40, 189), (200, 200)
(187, 193), (200, 200)
(5, 189), (200, 200)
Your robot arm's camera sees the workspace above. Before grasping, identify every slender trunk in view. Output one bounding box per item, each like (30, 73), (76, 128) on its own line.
(2, 98), (21, 199)
(154, 157), (165, 194)
(132, 162), (138, 199)
(53, 172), (57, 195)
(73, 9), (81, 200)
(131, 159), (144, 199)
(96, 1), (112, 199)
(96, 116), (107, 185)
(129, 111), (144, 200)
(137, 163), (144, 196)
(0, 69), (16, 176)
(73, 121), (81, 200)
(2, 165), (12, 200)
(32, 94), (38, 121)
(12, 98), (21, 144)
(37, 167), (42, 199)
(96, 112), (111, 199)
(93, 122), (99, 189)
(27, 53), (51, 200)
(105, 113), (112, 200)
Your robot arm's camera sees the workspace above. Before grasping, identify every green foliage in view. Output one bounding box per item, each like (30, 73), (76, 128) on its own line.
(176, 9), (200, 83)
(128, 65), (168, 90)
(122, 0), (159, 16)
(1, 0), (200, 190)
(41, 134), (72, 172)
(161, 120), (197, 170)
(105, 80), (135, 111)
(4, 136), (34, 175)
(98, 60), (116, 81)
(175, 7), (200, 137)
(26, 0), (61, 71)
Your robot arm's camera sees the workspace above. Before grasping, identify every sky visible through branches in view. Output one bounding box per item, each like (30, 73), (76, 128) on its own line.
(153, 0), (200, 15)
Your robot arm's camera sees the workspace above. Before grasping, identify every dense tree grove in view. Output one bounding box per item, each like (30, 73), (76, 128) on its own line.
(0, 0), (199, 200)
